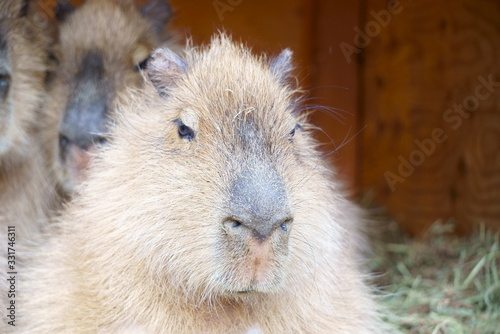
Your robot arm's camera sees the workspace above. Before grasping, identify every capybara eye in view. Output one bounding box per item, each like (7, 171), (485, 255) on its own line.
(133, 44), (152, 72)
(135, 56), (150, 72)
(173, 119), (195, 141)
(289, 123), (302, 137)
(0, 75), (10, 99)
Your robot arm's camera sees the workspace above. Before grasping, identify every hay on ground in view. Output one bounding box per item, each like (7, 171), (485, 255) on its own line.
(371, 222), (500, 334)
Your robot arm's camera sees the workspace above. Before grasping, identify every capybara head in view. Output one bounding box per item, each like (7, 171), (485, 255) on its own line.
(81, 34), (341, 302)
(48, 0), (173, 193)
(0, 0), (51, 161)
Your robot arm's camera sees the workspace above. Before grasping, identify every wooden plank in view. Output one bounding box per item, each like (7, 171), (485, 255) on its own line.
(167, 0), (313, 82)
(307, 0), (362, 194)
(361, 0), (500, 235)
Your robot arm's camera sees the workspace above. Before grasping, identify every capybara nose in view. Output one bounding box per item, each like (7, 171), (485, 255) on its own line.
(60, 51), (109, 154)
(60, 133), (107, 154)
(222, 215), (293, 240)
(226, 161), (292, 240)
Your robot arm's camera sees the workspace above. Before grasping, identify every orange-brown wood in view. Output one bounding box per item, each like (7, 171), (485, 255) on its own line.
(361, 0), (500, 235)
(167, 0), (312, 68)
(309, 0), (362, 194)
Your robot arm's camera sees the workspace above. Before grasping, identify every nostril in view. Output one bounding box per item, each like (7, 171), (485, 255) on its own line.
(94, 136), (107, 146)
(222, 216), (293, 240)
(222, 217), (250, 238)
(279, 218), (293, 232)
(223, 218), (244, 231)
(0, 75), (11, 98)
(59, 134), (70, 152)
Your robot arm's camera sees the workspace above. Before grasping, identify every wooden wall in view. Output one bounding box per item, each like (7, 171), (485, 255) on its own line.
(361, 0), (500, 235)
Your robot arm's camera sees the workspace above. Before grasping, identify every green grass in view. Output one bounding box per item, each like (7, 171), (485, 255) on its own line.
(370, 222), (500, 333)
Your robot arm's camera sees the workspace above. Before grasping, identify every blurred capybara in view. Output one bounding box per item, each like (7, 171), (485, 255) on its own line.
(46, 0), (177, 194)
(0, 0), (57, 231)
(0, 0), (59, 329)
(21, 34), (391, 333)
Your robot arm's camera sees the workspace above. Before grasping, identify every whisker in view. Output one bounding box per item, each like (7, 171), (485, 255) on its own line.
(320, 124), (367, 158)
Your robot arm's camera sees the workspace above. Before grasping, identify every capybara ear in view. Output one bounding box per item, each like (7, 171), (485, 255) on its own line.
(269, 49), (294, 83)
(19, 0), (30, 17)
(54, 0), (75, 22)
(141, 0), (173, 34)
(147, 48), (186, 97)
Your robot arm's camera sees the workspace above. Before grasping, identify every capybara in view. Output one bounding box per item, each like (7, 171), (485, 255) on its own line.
(21, 34), (391, 333)
(45, 0), (177, 194)
(0, 0), (59, 329)
(0, 0), (57, 231)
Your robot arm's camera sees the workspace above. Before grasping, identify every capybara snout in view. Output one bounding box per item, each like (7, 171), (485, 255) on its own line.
(59, 51), (109, 151)
(226, 147), (292, 240)
(222, 160), (293, 292)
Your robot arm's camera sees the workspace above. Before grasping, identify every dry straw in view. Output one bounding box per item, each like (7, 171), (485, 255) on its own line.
(371, 222), (500, 333)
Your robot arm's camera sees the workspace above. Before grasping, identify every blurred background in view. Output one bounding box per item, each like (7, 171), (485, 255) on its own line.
(37, 0), (500, 236)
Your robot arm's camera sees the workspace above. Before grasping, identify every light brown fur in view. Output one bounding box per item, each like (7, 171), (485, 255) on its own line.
(0, 0), (60, 330)
(0, 0), (57, 230)
(45, 0), (178, 194)
(21, 35), (391, 333)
